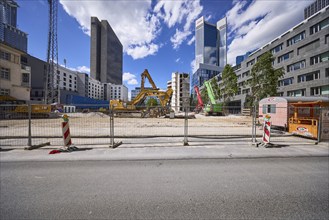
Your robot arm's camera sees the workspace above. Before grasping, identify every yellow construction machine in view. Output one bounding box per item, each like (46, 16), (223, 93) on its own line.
(110, 69), (173, 117)
(0, 95), (52, 119)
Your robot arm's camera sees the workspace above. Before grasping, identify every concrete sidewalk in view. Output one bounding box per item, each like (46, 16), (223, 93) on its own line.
(1, 137), (328, 162)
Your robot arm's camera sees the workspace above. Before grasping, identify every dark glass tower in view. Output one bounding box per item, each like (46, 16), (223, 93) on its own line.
(90, 17), (123, 84)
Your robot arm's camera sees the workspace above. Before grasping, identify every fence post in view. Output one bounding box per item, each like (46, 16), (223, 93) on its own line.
(316, 107), (322, 144)
(109, 107), (122, 148)
(183, 106), (189, 146)
(251, 105), (257, 144)
(28, 102), (32, 147)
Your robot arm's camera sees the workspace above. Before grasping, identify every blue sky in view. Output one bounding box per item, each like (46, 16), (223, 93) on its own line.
(17, 0), (313, 94)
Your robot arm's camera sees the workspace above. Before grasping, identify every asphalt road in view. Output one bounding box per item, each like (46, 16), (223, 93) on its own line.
(1, 157), (328, 219)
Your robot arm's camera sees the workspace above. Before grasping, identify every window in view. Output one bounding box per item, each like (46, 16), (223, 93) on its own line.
(287, 60), (305, 72)
(271, 44), (283, 54)
(310, 52), (329, 65)
(310, 17), (329, 34)
(0, 88), (10, 95)
(242, 88), (250, 94)
(311, 87), (321, 96)
(69, 75), (72, 79)
(0, 50), (11, 61)
(278, 51), (293, 63)
(262, 104), (276, 114)
(63, 73), (66, 76)
(287, 89), (306, 97)
(0, 67), (10, 80)
(326, 68), (329, 77)
(246, 59), (255, 67)
(22, 73), (29, 84)
(287, 31), (305, 46)
(311, 86), (329, 96)
(326, 35), (329, 44)
(298, 71), (320, 83)
(242, 71), (250, 78)
(278, 77), (294, 86)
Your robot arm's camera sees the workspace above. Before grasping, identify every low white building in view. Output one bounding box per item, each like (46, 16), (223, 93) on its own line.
(57, 65), (78, 92)
(105, 83), (128, 102)
(88, 77), (104, 100)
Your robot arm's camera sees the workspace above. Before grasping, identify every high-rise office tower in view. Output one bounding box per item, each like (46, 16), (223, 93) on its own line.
(192, 16), (227, 90)
(0, 0), (27, 52)
(90, 17), (123, 85)
(304, 0), (328, 19)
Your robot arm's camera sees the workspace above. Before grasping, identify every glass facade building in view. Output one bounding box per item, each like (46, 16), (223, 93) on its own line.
(0, 0), (27, 52)
(192, 16), (227, 92)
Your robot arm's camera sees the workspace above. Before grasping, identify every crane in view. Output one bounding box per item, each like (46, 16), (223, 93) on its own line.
(204, 80), (223, 116)
(193, 85), (204, 113)
(45, 0), (59, 104)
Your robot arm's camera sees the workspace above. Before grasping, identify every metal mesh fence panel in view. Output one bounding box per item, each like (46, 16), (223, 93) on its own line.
(1, 103), (327, 148)
(0, 104), (29, 146)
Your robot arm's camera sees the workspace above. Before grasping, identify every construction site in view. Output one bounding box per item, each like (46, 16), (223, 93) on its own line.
(1, 67), (329, 148)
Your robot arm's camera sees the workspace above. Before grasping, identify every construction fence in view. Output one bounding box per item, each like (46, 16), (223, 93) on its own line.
(0, 104), (328, 147)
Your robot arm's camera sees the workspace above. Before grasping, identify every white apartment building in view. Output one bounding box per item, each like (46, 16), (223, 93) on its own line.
(105, 83), (128, 102)
(57, 65), (78, 92)
(88, 77), (104, 100)
(0, 43), (31, 100)
(171, 72), (190, 112)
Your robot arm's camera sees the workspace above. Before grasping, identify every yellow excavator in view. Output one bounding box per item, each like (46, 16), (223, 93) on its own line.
(110, 69), (173, 117)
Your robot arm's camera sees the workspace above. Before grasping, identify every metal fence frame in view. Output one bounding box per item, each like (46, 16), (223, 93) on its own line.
(1, 104), (327, 148)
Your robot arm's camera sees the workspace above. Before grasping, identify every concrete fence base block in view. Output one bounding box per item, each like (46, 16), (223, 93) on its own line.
(109, 141), (122, 149)
(25, 142), (51, 150)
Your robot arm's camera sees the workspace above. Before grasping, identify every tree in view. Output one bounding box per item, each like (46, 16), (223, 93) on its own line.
(221, 64), (238, 105)
(146, 98), (158, 107)
(246, 51), (284, 107)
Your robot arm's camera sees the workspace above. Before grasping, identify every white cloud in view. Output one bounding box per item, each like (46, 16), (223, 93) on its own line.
(171, 29), (191, 49)
(60, 0), (160, 59)
(155, 0), (202, 49)
(191, 59), (197, 73)
(175, 58), (180, 63)
(123, 72), (138, 85)
(226, 0), (312, 65)
(187, 36), (195, 46)
(65, 65), (90, 73)
(126, 43), (159, 60)
(76, 66), (90, 73)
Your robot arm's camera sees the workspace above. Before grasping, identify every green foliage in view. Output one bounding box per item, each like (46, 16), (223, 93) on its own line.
(200, 87), (209, 104)
(210, 78), (221, 100)
(246, 51), (284, 107)
(146, 98), (158, 107)
(221, 64), (238, 105)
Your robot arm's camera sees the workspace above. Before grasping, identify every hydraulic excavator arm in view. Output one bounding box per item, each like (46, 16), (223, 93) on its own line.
(141, 69), (158, 90)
